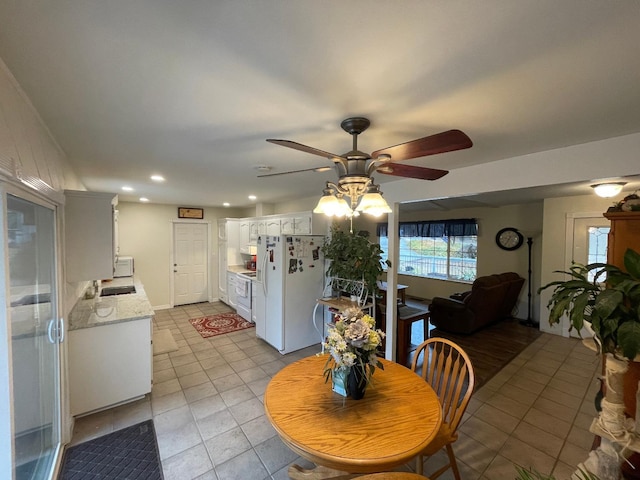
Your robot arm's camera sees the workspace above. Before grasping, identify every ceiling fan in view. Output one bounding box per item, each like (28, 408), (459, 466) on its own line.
(261, 117), (472, 217)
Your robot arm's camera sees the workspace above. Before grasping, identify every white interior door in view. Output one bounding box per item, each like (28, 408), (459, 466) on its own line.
(572, 217), (610, 266)
(173, 222), (209, 306)
(566, 215), (610, 337)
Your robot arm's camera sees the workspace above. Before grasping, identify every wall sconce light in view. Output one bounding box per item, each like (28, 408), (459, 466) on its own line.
(591, 182), (627, 198)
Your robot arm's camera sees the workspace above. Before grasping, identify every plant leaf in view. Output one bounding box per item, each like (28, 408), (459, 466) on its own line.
(594, 289), (623, 318)
(624, 248), (640, 279)
(618, 320), (640, 359)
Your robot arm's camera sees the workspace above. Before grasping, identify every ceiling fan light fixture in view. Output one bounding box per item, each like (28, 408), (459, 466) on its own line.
(591, 182), (626, 198)
(355, 184), (391, 216)
(314, 184), (354, 217)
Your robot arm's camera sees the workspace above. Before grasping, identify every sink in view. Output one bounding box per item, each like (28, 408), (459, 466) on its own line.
(100, 285), (136, 297)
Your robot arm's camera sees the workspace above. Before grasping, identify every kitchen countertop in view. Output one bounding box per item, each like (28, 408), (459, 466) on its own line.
(68, 276), (154, 331)
(227, 264), (255, 275)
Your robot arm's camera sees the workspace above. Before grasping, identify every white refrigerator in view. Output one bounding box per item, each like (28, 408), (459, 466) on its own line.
(254, 235), (325, 354)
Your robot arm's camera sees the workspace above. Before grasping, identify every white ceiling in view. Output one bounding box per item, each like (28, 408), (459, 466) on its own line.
(1, 1), (640, 208)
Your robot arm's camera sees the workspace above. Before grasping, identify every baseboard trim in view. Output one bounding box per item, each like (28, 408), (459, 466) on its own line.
(152, 304), (172, 311)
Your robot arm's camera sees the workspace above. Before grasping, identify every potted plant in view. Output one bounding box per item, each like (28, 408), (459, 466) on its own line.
(321, 223), (389, 296)
(538, 247), (640, 359)
(538, 248), (640, 473)
(322, 306), (385, 399)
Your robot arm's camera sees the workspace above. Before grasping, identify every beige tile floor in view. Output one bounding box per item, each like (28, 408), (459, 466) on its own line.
(68, 302), (601, 480)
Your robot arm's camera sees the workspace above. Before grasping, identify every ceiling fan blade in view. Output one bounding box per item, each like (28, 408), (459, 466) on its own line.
(376, 163), (449, 181)
(257, 166), (332, 178)
(371, 129), (472, 162)
(267, 139), (345, 162)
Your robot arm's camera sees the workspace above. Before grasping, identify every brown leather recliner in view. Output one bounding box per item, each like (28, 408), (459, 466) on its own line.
(429, 272), (524, 334)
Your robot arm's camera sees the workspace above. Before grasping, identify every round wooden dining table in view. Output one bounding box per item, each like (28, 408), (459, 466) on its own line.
(264, 355), (442, 478)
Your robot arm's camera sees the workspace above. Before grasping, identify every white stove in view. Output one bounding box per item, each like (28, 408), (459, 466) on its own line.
(235, 273), (254, 321)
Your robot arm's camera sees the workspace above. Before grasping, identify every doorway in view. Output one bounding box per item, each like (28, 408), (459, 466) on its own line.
(2, 189), (62, 480)
(172, 222), (209, 306)
(565, 213), (610, 337)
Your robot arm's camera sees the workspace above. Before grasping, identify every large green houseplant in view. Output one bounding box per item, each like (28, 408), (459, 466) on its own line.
(538, 248), (640, 359)
(538, 249), (640, 476)
(321, 224), (389, 296)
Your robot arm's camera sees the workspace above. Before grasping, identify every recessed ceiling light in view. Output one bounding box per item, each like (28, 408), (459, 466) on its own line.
(248, 195), (257, 201)
(223, 202), (230, 207)
(139, 197), (150, 202)
(150, 175), (165, 182)
(122, 186), (134, 192)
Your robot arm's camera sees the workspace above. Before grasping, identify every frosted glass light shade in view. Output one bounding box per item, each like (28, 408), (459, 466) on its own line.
(592, 182), (626, 198)
(313, 194), (352, 217)
(355, 192), (392, 216)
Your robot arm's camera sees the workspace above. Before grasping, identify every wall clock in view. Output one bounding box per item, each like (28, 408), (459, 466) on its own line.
(495, 227), (524, 251)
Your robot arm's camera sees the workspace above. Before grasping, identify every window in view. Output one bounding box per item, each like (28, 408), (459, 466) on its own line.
(587, 226), (610, 282)
(377, 219), (478, 282)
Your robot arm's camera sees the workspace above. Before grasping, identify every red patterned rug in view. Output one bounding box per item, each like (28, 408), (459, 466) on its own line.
(189, 313), (255, 338)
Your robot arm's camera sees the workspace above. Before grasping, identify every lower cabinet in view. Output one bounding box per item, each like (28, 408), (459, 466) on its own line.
(228, 272), (238, 308)
(68, 317), (152, 416)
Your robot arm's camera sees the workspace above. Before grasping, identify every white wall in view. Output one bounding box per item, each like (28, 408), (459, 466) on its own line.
(538, 194), (618, 336)
(0, 58), (83, 467)
(117, 202), (244, 308)
(273, 196), (318, 214)
(398, 203), (543, 317)
(117, 199), (328, 308)
(381, 132), (640, 206)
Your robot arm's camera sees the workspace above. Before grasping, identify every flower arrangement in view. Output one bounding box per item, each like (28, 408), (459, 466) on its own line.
(322, 306), (385, 389)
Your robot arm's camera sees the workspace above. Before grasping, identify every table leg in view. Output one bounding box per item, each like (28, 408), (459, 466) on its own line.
(397, 320), (410, 367)
(288, 464), (358, 479)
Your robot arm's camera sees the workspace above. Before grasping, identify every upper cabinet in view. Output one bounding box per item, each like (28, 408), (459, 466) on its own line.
(224, 211), (327, 256)
(279, 217), (294, 235)
(265, 218), (281, 236)
(249, 221), (259, 243)
(239, 220), (251, 251)
(293, 215), (312, 234)
(64, 190), (118, 282)
(603, 211), (640, 270)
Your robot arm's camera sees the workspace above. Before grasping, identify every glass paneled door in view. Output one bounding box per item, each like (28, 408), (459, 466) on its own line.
(7, 193), (61, 479)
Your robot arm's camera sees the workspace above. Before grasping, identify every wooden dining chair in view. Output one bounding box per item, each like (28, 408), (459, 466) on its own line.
(410, 338), (475, 480)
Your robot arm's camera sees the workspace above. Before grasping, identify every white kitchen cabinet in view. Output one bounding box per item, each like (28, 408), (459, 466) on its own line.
(218, 218), (242, 305)
(257, 220), (266, 236)
(68, 317), (152, 416)
(218, 239), (228, 303)
(218, 219), (227, 240)
(280, 213), (312, 235)
(228, 272), (238, 308)
(64, 190), (118, 282)
(293, 214), (312, 234)
(239, 220), (251, 252)
(280, 217), (294, 235)
(249, 221), (259, 243)
(266, 218), (281, 235)
(225, 218), (242, 265)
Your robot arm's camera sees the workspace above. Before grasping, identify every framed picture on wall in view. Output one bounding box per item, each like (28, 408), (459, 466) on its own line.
(178, 207), (204, 219)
